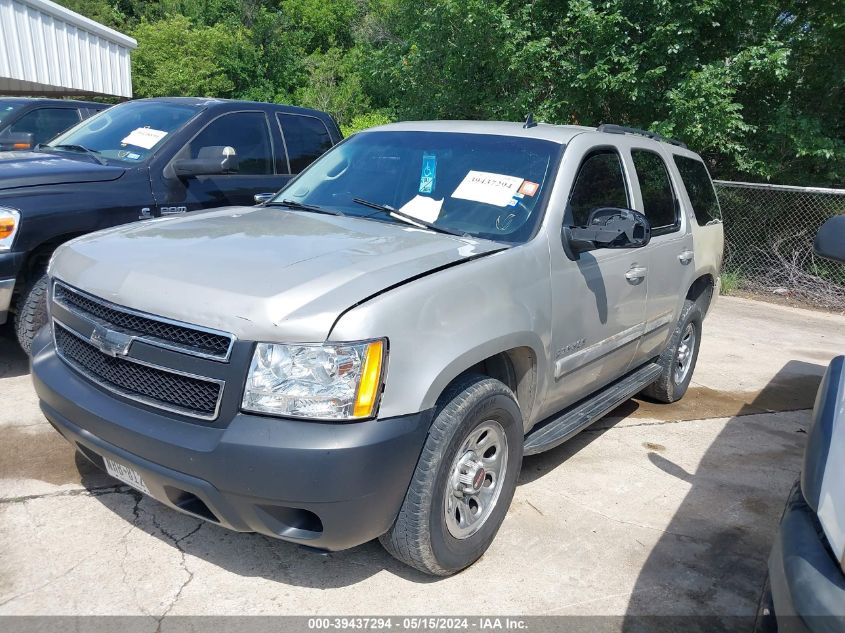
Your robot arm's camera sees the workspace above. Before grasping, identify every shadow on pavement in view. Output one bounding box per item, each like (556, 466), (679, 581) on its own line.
(0, 322), (29, 378)
(616, 360), (821, 632)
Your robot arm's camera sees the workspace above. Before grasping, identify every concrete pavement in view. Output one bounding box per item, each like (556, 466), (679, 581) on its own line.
(1, 296), (843, 620)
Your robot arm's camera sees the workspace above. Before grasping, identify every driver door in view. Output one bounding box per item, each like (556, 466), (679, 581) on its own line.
(545, 147), (649, 413)
(150, 110), (285, 214)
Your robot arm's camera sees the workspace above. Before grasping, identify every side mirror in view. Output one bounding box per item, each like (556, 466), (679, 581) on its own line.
(814, 215), (845, 263)
(565, 207), (651, 254)
(0, 131), (35, 151)
(254, 192), (275, 205)
(172, 146), (238, 177)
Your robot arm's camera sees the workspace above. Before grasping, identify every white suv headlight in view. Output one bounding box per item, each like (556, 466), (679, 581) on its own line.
(242, 340), (386, 420)
(0, 207), (21, 251)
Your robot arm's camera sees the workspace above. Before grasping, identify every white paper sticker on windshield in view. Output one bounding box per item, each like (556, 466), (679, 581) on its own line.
(451, 171), (525, 208)
(121, 127), (168, 150)
(398, 195), (443, 223)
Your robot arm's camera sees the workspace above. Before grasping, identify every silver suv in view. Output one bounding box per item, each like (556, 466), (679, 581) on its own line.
(32, 120), (724, 576)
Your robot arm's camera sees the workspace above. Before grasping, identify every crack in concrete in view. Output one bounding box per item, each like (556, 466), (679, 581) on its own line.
(117, 491), (153, 618)
(146, 509), (203, 629)
(0, 484), (133, 506)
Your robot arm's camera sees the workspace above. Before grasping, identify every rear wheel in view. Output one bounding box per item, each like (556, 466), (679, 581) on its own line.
(642, 298), (703, 403)
(15, 272), (49, 355)
(379, 374), (523, 576)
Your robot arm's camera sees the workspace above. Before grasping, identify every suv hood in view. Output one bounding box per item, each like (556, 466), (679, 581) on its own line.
(50, 206), (504, 341)
(0, 150), (126, 191)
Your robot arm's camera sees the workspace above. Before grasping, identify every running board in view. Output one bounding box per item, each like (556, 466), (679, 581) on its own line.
(523, 362), (662, 456)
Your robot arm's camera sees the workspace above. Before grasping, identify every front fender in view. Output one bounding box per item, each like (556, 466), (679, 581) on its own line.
(329, 242), (552, 424)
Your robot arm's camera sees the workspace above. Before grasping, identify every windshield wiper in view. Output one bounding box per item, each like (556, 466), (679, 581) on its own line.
(352, 198), (468, 238)
(267, 199), (344, 216)
(50, 144), (108, 166)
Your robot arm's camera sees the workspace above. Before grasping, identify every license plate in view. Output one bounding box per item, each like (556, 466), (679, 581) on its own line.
(104, 456), (150, 495)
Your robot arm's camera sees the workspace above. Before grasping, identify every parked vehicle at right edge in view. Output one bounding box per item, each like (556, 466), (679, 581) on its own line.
(32, 120), (723, 576)
(0, 97), (341, 354)
(755, 214), (845, 633)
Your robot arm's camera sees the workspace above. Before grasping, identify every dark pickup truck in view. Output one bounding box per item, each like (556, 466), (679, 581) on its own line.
(0, 98), (109, 151)
(0, 97), (342, 352)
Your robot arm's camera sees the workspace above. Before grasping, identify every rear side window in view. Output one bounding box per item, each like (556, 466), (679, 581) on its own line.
(567, 150), (629, 226)
(9, 108), (81, 144)
(187, 111), (273, 175)
(632, 149), (679, 233)
(278, 113), (333, 174)
(673, 156), (721, 225)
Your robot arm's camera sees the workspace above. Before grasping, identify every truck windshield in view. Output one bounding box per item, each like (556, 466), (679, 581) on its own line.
(274, 130), (562, 244)
(46, 101), (201, 163)
(0, 100), (24, 127)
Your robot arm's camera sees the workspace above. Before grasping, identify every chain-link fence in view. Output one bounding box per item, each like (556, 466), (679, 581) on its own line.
(714, 180), (845, 311)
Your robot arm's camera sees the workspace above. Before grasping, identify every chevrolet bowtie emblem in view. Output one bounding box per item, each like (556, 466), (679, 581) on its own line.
(89, 324), (133, 357)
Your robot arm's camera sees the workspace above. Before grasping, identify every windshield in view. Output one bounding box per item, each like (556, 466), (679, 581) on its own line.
(0, 101), (24, 127)
(47, 101), (201, 163)
(274, 130), (562, 244)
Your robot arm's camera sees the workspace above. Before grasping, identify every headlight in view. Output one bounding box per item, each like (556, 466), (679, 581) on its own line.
(0, 207), (20, 251)
(242, 339), (386, 420)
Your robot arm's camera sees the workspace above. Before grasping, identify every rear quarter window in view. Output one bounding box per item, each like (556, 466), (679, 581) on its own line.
(673, 155), (721, 225)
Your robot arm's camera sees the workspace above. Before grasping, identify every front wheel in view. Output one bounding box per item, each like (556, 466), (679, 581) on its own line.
(15, 272), (49, 355)
(379, 374), (523, 576)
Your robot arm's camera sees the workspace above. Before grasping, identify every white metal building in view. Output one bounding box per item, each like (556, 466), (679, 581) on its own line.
(0, 0), (136, 98)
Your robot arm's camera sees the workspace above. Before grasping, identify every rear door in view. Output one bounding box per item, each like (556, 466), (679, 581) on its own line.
(626, 145), (695, 364)
(672, 154), (725, 293)
(276, 112), (336, 176)
(150, 110), (283, 213)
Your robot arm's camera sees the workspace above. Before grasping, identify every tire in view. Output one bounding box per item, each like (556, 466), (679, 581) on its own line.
(379, 374), (523, 576)
(15, 272), (49, 355)
(641, 298), (703, 403)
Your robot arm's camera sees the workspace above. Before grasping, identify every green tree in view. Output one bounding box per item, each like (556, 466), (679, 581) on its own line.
(131, 15), (259, 99)
(294, 47), (372, 125)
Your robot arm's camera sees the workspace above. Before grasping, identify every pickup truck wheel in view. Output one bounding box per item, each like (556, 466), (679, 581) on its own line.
(15, 272), (49, 355)
(642, 298), (703, 403)
(379, 374), (523, 576)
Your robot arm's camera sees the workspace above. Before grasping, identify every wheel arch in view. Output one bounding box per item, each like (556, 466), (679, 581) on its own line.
(422, 336), (543, 432)
(12, 232), (86, 306)
(686, 272), (716, 316)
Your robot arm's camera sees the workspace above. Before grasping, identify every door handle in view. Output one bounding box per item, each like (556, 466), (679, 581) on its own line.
(625, 266), (648, 283)
(678, 250), (694, 265)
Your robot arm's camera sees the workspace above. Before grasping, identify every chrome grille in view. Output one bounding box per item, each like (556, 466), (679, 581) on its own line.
(54, 323), (223, 419)
(53, 282), (233, 360)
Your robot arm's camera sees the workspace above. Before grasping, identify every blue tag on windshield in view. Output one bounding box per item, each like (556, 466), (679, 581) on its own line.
(419, 153), (436, 194)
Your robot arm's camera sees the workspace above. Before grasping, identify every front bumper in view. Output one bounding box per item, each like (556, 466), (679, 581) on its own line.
(31, 328), (432, 551)
(0, 277), (14, 325)
(0, 251), (25, 325)
(765, 482), (845, 632)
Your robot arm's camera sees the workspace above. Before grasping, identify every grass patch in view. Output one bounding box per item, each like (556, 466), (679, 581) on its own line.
(721, 271), (742, 294)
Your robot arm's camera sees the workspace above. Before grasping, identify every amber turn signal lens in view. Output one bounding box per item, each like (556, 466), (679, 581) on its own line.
(353, 340), (384, 418)
(12, 143), (30, 150)
(0, 217), (16, 240)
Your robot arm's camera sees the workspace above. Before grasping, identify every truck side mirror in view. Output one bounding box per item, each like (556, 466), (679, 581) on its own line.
(814, 216), (845, 263)
(0, 131), (35, 151)
(172, 145), (239, 177)
(254, 192), (275, 205)
(565, 207), (651, 254)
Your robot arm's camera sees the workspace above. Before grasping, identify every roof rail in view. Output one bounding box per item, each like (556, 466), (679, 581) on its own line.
(596, 123), (688, 149)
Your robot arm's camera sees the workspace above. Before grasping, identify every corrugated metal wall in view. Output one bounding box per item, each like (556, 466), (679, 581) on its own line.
(0, 0), (136, 98)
